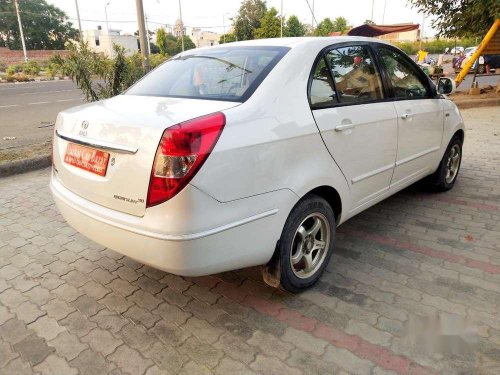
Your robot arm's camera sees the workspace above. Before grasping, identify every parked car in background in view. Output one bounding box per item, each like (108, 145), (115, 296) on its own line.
(51, 37), (464, 292)
(455, 46), (499, 74)
(449, 46), (464, 55)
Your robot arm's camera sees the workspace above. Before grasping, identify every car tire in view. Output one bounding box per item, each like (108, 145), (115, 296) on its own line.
(477, 65), (486, 74)
(427, 136), (463, 192)
(278, 194), (335, 293)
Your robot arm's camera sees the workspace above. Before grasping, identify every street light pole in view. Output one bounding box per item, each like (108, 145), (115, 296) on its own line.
(74, 0), (82, 38)
(105, 1), (111, 34)
(312, 0), (315, 28)
(371, 0), (375, 23)
(382, 0), (387, 24)
(280, 0), (283, 38)
(135, 0), (151, 71)
(178, 0), (184, 52)
(13, 0), (28, 62)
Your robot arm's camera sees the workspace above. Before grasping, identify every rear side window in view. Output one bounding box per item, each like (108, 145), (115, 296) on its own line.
(126, 46), (289, 102)
(326, 45), (384, 103)
(310, 57), (337, 107)
(377, 46), (429, 99)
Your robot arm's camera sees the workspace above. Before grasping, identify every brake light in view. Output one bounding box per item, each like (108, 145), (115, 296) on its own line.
(146, 112), (226, 207)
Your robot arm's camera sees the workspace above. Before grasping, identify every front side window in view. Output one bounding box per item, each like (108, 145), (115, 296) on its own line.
(325, 45), (384, 103)
(378, 46), (429, 99)
(310, 57), (337, 108)
(126, 46), (289, 102)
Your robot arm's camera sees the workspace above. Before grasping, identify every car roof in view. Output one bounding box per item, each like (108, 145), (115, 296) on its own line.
(181, 36), (393, 55)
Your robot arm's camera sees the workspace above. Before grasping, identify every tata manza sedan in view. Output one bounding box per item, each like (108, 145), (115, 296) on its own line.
(51, 37), (464, 292)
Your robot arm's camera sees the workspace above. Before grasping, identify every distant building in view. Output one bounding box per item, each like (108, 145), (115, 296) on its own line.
(376, 24), (420, 42)
(173, 19), (186, 38)
(190, 28), (220, 48)
(83, 26), (138, 57)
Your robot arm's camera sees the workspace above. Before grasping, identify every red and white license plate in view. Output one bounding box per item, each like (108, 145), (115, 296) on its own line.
(64, 143), (110, 177)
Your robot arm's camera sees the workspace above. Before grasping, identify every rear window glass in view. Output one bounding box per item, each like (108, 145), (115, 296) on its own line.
(126, 46), (289, 102)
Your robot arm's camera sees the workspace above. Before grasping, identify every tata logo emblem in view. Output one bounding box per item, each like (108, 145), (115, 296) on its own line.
(79, 121), (89, 136)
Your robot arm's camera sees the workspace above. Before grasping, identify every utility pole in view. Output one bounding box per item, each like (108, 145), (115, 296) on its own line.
(135, 0), (150, 71)
(382, 0), (387, 24)
(280, 0), (283, 38)
(371, 0), (375, 23)
(312, 0), (315, 28)
(74, 0), (82, 38)
(178, 0), (184, 52)
(14, 0), (28, 62)
(145, 14), (151, 55)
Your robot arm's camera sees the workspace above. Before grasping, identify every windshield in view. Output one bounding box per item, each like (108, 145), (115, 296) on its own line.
(126, 46), (289, 102)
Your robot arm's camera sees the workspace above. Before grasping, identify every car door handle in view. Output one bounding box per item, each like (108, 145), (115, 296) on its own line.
(401, 113), (413, 120)
(334, 123), (355, 131)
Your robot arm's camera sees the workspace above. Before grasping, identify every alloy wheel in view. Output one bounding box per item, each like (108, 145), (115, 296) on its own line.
(290, 213), (330, 279)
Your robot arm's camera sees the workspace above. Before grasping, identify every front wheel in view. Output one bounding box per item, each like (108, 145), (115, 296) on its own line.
(427, 136), (463, 192)
(278, 195), (335, 293)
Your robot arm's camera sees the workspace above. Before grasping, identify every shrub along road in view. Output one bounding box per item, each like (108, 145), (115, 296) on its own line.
(0, 107), (499, 374)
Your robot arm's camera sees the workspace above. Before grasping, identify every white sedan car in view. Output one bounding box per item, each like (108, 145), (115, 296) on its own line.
(51, 37), (464, 292)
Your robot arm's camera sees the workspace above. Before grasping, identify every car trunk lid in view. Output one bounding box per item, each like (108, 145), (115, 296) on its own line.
(53, 95), (239, 217)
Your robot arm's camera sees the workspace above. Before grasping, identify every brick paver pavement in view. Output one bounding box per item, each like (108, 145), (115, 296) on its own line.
(1, 107), (499, 374)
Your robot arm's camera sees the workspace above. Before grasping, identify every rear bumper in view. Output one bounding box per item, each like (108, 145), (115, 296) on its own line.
(50, 171), (295, 276)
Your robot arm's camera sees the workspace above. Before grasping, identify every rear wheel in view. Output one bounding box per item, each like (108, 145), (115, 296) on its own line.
(277, 195), (335, 293)
(477, 64), (486, 74)
(427, 136), (462, 192)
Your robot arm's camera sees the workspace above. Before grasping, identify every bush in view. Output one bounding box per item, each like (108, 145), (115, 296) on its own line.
(45, 63), (61, 78)
(150, 53), (168, 68)
(58, 42), (147, 102)
(392, 37), (479, 55)
(22, 60), (40, 76)
(6, 64), (22, 76)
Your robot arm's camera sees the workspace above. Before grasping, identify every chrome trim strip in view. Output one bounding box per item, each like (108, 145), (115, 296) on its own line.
(51, 178), (278, 241)
(56, 130), (138, 155)
(395, 146), (440, 167)
(351, 163), (394, 184)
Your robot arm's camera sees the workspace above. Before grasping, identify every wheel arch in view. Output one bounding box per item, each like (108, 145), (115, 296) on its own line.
(305, 185), (343, 225)
(453, 129), (464, 144)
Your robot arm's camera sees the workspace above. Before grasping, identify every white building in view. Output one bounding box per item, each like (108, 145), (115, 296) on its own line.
(171, 19), (220, 48)
(83, 27), (138, 57)
(190, 28), (220, 48)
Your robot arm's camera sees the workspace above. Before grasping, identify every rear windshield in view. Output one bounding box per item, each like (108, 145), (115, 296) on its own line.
(125, 46), (289, 102)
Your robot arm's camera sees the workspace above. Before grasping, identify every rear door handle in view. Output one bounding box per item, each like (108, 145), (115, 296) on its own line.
(335, 123), (355, 131)
(401, 113), (413, 120)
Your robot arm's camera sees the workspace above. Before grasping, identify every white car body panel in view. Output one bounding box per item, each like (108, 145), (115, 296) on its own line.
(312, 102), (398, 210)
(390, 99), (444, 189)
(51, 36), (465, 276)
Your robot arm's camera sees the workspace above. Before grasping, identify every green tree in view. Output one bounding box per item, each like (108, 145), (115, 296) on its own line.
(332, 16), (349, 33)
(254, 7), (281, 39)
(156, 27), (168, 56)
(219, 33), (237, 44)
(314, 18), (335, 36)
(233, 0), (267, 40)
(0, 0), (78, 50)
(408, 0), (499, 38)
(285, 15), (306, 37)
(176, 36), (196, 52)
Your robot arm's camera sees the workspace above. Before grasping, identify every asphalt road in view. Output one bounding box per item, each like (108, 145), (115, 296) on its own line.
(0, 80), (85, 150)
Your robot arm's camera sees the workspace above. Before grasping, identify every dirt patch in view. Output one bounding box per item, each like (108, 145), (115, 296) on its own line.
(0, 141), (51, 164)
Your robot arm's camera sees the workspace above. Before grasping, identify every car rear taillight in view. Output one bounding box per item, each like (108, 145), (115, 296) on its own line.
(146, 112), (226, 207)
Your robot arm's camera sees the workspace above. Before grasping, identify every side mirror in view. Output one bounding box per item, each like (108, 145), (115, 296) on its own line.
(437, 77), (456, 95)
